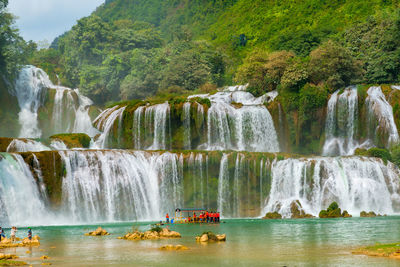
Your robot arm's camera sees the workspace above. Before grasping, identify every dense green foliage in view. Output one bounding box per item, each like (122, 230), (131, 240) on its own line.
(0, 0), (35, 79)
(28, 0), (400, 105)
(355, 147), (393, 164)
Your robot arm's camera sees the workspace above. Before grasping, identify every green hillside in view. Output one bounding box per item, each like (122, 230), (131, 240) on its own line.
(29, 0), (400, 105)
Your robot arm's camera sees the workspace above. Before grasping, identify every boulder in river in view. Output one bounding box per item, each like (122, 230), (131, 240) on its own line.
(290, 200), (314, 219)
(119, 227), (181, 241)
(85, 227), (110, 236)
(196, 232), (226, 242)
(159, 244), (189, 251)
(319, 202), (352, 218)
(262, 212), (282, 219)
(360, 211), (379, 217)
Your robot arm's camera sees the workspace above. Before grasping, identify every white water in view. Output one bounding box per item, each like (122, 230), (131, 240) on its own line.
(263, 156), (400, 217)
(183, 102), (191, 150)
(323, 87), (361, 156)
(366, 86), (400, 148)
(6, 139), (50, 152)
(14, 66), (98, 138)
(14, 66), (52, 138)
(0, 153), (52, 226)
(195, 86), (279, 152)
(60, 150), (182, 223)
(146, 102), (170, 150)
(93, 106), (126, 148)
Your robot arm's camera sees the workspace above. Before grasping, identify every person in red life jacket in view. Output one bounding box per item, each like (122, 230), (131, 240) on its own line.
(205, 211), (209, 223)
(211, 212), (214, 223)
(217, 212), (220, 222)
(166, 213), (170, 223)
(199, 213), (203, 222)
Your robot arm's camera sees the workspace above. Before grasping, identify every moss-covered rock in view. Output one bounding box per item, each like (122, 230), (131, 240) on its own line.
(360, 211), (379, 217)
(195, 231), (226, 242)
(263, 212), (282, 219)
(319, 202), (351, 218)
(290, 200), (314, 219)
(0, 138), (14, 152)
(20, 151), (64, 207)
(49, 133), (91, 148)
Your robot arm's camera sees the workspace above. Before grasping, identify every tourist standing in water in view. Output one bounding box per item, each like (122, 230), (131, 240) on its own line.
(10, 227), (17, 243)
(0, 227), (5, 241)
(166, 213), (169, 224)
(27, 228), (32, 241)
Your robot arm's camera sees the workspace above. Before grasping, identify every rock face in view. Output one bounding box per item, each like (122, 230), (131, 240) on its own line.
(159, 244), (189, 251)
(196, 232), (226, 242)
(360, 211), (382, 217)
(290, 200), (314, 219)
(262, 212), (282, 219)
(319, 202), (352, 218)
(85, 227), (110, 236)
(119, 228), (181, 240)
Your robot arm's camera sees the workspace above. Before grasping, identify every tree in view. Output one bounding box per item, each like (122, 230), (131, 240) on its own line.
(0, 0), (29, 77)
(236, 50), (295, 96)
(161, 49), (210, 91)
(308, 40), (362, 91)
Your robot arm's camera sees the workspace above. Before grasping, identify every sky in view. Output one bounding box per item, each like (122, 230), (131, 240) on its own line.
(8, 0), (105, 45)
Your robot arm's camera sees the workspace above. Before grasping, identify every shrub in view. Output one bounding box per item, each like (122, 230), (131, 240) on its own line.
(391, 145), (400, 167)
(150, 225), (163, 233)
(367, 147), (392, 164)
(309, 40), (363, 91)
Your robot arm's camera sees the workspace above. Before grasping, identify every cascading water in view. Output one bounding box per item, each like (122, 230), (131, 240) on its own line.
(145, 102), (170, 150)
(93, 106), (126, 148)
(6, 139), (50, 152)
(13, 65), (98, 138)
(0, 153), (52, 226)
(183, 102), (191, 150)
(263, 156), (400, 217)
(14, 66), (52, 138)
(366, 86), (400, 148)
(60, 150), (183, 223)
(322, 86), (360, 156)
(196, 86), (280, 152)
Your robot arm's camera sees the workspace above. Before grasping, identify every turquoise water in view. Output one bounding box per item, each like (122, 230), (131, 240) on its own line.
(2, 217), (400, 266)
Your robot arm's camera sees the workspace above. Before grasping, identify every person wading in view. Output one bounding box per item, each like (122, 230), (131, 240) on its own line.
(166, 213), (170, 224)
(10, 227), (17, 243)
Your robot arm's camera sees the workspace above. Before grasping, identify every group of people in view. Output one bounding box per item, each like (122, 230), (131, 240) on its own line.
(194, 211), (220, 223)
(0, 226), (32, 243)
(166, 211), (220, 224)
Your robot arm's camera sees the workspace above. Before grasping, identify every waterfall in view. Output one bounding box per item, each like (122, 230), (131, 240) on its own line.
(263, 156), (400, 217)
(93, 106), (126, 148)
(14, 66), (51, 138)
(13, 66), (97, 138)
(183, 102), (191, 150)
(199, 88), (279, 152)
(6, 139), (50, 152)
(217, 154), (229, 217)
(0, 153), (52, 226)
(322, 87), (360, 156)
(73, 90), (99, 136)
(60, 150), (183, 223)
(133, 106), (145, 149)
(366, 86), (400, 148)
(146, 102), (170, 150)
